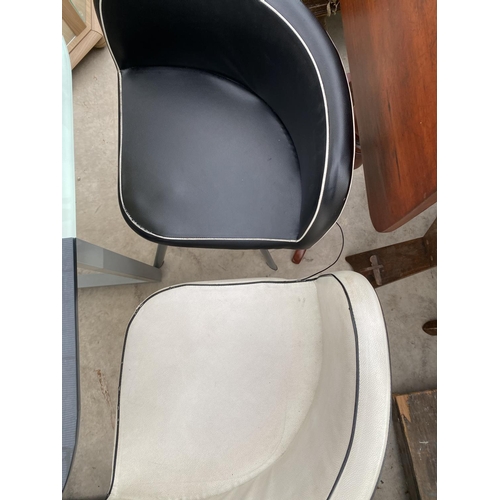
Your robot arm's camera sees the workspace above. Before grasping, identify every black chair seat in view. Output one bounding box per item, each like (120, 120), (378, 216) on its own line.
(120, 67), (302, 242)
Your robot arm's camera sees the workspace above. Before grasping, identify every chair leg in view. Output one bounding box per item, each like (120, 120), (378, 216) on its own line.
(260, 249), (278, 271)
(292, 249), (307, 264)
(154, 244), (168, 268)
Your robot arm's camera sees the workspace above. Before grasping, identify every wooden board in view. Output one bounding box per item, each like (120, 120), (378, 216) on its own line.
(393, 390), (437, 500)
(345, 219), (436, 288)
(340, 0), (437, 232)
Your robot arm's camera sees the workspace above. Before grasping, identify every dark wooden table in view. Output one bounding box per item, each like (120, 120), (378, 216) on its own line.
(341, 0), (437, 232)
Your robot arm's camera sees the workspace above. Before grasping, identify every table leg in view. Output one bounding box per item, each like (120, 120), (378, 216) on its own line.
(76, 239), (162, 288)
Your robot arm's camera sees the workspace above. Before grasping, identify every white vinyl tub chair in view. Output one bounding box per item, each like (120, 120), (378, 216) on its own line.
(105, 271), (391, 500)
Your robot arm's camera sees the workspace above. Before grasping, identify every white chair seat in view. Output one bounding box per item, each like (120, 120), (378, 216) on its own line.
(107, 272), (390, 500)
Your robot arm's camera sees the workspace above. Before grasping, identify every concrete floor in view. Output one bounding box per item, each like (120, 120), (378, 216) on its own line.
(63, 13), (437, 500)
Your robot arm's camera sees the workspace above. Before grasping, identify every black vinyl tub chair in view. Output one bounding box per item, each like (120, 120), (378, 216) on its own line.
(95, 0), (354, 269)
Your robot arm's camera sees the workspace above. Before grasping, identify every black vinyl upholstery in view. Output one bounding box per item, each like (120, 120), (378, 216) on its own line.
(96, 0), (354, 249)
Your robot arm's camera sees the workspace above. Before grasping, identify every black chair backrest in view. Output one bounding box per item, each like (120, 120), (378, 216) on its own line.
(96, 0), (353, 244)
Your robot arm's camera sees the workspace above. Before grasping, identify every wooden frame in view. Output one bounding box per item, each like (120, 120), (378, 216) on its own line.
(392, 390), (437, 500)
(63, 0), (105, 69)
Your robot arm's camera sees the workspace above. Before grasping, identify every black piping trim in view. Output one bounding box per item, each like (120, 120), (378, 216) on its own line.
(327, 276), (392, 499)
(325, 274), (360, 499)
(105, 274), (361, 499)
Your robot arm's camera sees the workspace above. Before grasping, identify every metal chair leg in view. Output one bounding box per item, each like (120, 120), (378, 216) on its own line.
(154, 244), (168, 268)
(260, 249), (278, 271)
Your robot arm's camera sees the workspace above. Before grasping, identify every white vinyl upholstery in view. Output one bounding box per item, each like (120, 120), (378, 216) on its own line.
(107, 272), (390, 500)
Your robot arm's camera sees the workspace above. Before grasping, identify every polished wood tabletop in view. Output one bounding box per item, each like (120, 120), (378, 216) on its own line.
(341, 0), (437, 232)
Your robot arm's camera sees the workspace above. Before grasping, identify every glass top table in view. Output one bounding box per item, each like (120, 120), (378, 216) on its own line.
(62, 37), (161, 492)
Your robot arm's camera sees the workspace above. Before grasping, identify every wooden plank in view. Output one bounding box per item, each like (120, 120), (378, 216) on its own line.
(393, 390), (437, 500)
(345, 219), (436, 288)
(345, 238), (431, 288)
(423, 218), (437, 267)
(341, 0), (437, 232)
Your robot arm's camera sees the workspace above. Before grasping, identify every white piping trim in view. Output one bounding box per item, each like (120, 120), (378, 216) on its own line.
(259, 0), (330, 243)
(99, 0), (353, 244)
(318, 29), (356, 235)
(281, 29), (356, 250)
